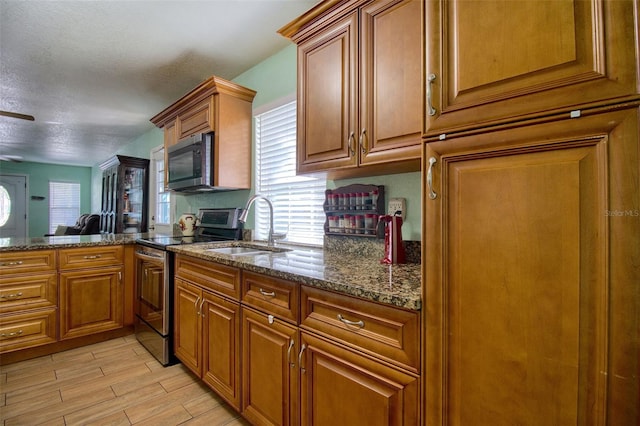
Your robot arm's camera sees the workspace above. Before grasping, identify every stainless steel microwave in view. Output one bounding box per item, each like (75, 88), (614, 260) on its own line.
(166, 132), (215, 192)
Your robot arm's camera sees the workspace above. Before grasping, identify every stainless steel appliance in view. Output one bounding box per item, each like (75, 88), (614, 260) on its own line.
(167, 132), (229, 193)
(134, 207), (243, 365)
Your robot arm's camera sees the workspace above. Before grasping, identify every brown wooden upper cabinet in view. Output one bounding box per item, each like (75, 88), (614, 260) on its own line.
(424, 0), (640, 137)
(150, 76), (256, 189)
(279, 0), (422, 178)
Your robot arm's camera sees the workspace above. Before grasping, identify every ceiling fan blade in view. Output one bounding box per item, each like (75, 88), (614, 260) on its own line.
(0, 110), (35, 121)
(0, 155), (23, 162)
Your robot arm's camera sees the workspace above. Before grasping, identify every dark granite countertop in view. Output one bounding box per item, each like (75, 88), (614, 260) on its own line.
(0, 234), (422, 311)
(0, 233), (141, 251)
(169, 240), (422, 311)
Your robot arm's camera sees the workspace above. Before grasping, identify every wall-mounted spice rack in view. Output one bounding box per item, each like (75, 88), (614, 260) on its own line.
(323, 184), (385, 238)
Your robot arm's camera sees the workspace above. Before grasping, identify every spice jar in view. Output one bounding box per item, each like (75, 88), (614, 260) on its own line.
(365, 213), (378, 235)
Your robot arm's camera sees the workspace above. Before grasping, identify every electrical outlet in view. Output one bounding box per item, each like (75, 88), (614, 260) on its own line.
(388, 198), (406, 220)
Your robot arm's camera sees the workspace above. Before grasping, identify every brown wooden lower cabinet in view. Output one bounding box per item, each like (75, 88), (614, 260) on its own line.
(1, 245), (135, 364)
(174, 278), (202, 373)
(59, 266), (123, 340)
(0, 307), (57, 352)
(173, 257), (422, 425)
(300, 332), (420, 426)
(241, 305), (299, 426)
(202, 289), (241, 408)
(174, 277), (242, 410)
(0, 249), (58, 353)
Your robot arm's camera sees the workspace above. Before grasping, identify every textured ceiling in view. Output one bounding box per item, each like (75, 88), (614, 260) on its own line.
(0, 0), (316, 167)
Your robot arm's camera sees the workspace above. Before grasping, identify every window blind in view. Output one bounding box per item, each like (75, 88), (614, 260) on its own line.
(49, 181), (81, 233)
(255, 100), (326, 246)
(155, 157), (170, 225)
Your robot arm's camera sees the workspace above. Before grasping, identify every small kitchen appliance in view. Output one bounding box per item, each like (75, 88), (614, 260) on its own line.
(380, 213), (406, 264)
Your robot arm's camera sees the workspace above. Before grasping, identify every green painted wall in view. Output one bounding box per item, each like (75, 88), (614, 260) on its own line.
(0, 161), (92, 237)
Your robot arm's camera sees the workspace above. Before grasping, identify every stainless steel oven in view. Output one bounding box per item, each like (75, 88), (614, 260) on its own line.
(134, 207), (243, 366)
(134, 244), (174, 365)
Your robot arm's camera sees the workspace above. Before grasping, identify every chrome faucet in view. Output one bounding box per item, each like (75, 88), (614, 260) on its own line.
(239, 194), (285, 246)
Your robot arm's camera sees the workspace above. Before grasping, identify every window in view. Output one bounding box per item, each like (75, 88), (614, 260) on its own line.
(155, 156), (170, 225)
(49, 181), (80, 233)
(0, 185), (9, 227)
(255, 100), (326, 246)
(149, 146), (173, 234)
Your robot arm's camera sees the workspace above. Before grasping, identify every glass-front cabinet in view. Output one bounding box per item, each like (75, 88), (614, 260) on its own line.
(99, 155), (149, 234)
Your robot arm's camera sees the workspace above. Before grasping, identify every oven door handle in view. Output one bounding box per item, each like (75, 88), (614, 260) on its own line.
(135, 250), (165, 263)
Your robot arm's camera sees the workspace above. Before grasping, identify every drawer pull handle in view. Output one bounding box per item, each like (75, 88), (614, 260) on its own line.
(347, 131), (355, 157)
(359, 128), (368, 154)
(337, 314), (364, 328)
(83, 255), (102, 259)
(194, 297), (201, 316)
(0, 261), (23, 266)
(0, 292), (23, 299)
(427, 156), (438, 200)
(426, 73), (437, 116)
(298, 344), (307, 373)
(287, 339), (295, 368)
(259, 288), (276, 297)
(1, 330), (24, 338)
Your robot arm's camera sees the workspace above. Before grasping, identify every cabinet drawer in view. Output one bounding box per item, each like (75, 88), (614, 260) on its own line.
(301, 285), (420, 373)
(177, 97), (214, 139)
(59, 245), (124, 270)
(0, 273), (58, 313)
(175, 255), (240, 300)
(0, 308), (57, 353)
(242, 271), (299, 324)
(0, 250), (56, 274)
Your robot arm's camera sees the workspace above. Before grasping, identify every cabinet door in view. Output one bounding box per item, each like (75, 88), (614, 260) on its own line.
(242, 306), (299, 426)
(300, 332), (419, 426)
(177, 97), (214, 139)
(297, 11), (358, 174)
(359, 0), (422, 165)
(424, 0), (640, 134)
(202, 290), (241, 410)
(59, 266), (123, 340)
(174, 278), (202, 376)
(423, 108), (640, 425)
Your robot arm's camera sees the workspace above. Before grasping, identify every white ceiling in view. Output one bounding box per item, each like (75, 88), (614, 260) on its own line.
(0, 0), (316, 167)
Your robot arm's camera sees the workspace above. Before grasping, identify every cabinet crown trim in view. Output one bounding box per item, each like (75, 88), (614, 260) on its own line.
(150, 75), (256, 128)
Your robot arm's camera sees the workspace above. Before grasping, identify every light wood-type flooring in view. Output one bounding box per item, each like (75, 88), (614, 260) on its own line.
(0, 335), (251, 426)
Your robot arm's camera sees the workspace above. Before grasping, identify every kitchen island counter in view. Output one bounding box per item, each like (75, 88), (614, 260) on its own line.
(0, 233), (140, 251)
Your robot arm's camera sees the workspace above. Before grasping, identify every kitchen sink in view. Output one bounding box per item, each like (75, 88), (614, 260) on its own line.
(205, 245), (290, 256)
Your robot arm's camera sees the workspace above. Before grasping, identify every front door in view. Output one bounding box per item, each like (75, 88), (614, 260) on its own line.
(0, 174), (27, 238)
